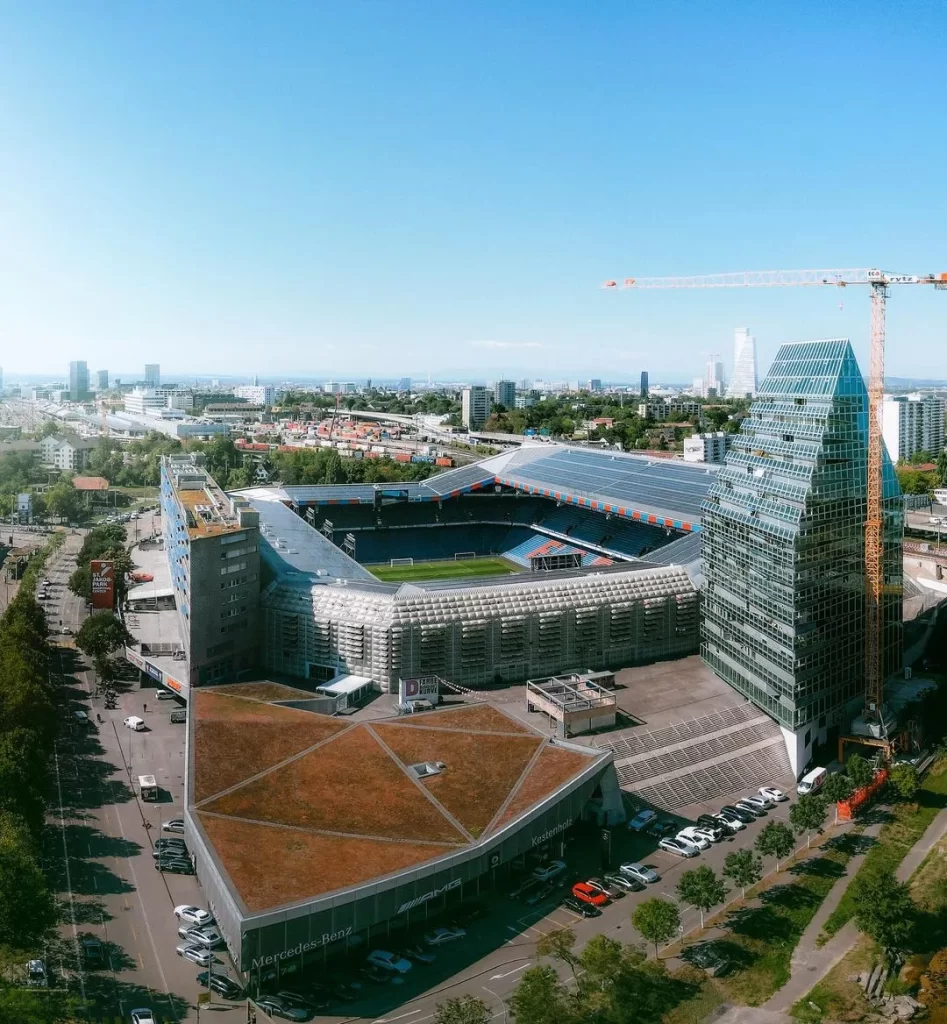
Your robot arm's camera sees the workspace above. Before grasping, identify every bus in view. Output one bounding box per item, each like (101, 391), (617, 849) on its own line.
(138, 774), (159, 801)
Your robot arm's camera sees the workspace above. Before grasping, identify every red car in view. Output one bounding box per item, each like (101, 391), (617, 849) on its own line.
(571, 882), (608, 907)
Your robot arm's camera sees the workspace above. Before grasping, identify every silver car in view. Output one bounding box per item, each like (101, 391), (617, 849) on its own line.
(658, 837), (699, 858)
(176, 944), (214, 967)
(619, 861), (660, 884)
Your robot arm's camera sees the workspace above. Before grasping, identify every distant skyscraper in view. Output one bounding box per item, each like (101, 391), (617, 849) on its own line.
(69, 361), (89, 401)
(705, 354), (725, 397)
(640, 371), (649, 398)
(96, 369), (109, 390)
(882, 392), (946, 462)
(730, 328), (758, 398)
(494, 380), (516, 408)
(398, 377), (412, 393)
(462, 386), (491, 430)
(145, 363), (160, 387)
(587, 379), (602, 392)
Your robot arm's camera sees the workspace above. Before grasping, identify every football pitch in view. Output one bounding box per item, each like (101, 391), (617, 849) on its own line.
(370, 557), (518, 583)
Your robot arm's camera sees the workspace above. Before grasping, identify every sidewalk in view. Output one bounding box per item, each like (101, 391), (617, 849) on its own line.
(759, 804), (947, 1015)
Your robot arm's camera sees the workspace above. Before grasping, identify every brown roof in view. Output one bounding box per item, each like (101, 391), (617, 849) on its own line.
(72, 476), (110, 491)
(191, 687), (604, 912)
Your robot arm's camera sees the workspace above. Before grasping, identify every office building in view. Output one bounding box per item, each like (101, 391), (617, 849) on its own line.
(640, 371), (649, 398)
(96, 369), (109, 390)
(324, 381), (357, 394)
(145, 364), (160, 387)
(683, 431), (731, 463)
(160, 455), (261, 686)
(397, 377), (411, 392)
(69, 360), (90, 402)
(882, 393), (946, 463)
(462, 386), (492, 430)
(125, 388), (195, 415)
(704, 354), (726, 398)
(730, 328), (758, 399)
(700, 340), (903, 774)
(494, 379), (516, 409)
(233, 385), (279, 407)
(587, 379), (603, 392)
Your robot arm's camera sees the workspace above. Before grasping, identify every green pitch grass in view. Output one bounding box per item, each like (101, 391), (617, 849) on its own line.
(370, 557), (519, 583)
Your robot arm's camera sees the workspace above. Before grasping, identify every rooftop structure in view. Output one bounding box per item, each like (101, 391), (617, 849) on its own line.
(700, 339), (903, 773)
(186, 686), (616, 969)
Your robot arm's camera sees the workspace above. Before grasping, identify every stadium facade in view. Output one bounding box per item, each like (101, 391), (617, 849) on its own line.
(700, 340), (903, 773)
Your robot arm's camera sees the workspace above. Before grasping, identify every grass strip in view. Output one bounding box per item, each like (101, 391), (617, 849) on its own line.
(817, 758), (947, 944)
(370, 557), (517, 582)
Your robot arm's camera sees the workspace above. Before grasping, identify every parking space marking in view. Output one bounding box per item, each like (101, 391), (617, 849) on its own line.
(490, 962), (530, 980)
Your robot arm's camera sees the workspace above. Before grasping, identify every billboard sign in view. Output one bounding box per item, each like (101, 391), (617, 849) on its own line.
(90, 560), (115, 610)
(398, 676), (442, 705)
(145, 662), (163, 683)
(125, 647), (145, 671)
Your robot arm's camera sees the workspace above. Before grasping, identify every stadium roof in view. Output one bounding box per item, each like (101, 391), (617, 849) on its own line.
(250, 444), (716, 532)
(191, 687), (607, 913)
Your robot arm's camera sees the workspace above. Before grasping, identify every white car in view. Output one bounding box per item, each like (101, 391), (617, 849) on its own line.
(366, 950), (412, 974)
(532, 859), (567, 882)
(176, 943), (214, 967)
(163, 819), (185, 834)
(714, 812), (745, 832)
(131, 1010), (156, 1024)
(177, 925), (224, 948)
(658, 836), (699, 858)
(619, 862), (660, 884)
(759, 786), (787, 803)
(26, 959), (47, 987)
(676, 826), (714, 849)
(174, 905), (214, 926)
(423, 925), (466, 946)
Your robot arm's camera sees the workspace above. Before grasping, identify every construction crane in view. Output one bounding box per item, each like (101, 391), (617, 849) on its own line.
(605, 268), (947, 727)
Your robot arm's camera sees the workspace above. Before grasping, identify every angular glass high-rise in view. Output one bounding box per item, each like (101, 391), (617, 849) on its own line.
(700, 339), (902, 773)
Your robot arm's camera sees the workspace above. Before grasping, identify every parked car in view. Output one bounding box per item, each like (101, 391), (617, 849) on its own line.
(26, 959), (47, 987)
(82, 936), (105, 967)
(400, 945), (437, 965)
(561, 895), (602, 918)
(759, 786), (787, 803)
(156, 858), (194, 875)
(174, 905), (213, 926)
(714, 811), (745, 832)
(647, 818), (678, 839)
(619, 862), (660, 884)
(604, 872), (644, 893)
(177, 925), (224, 949)
(571, 881), (608, 906)
(586, 876), (626, 899)
(163, 819), (185, 834)
(256, 996), (311, 1021)
(693, 817), (727, 841)
(740, 794), (772, 812)
(366, 950), (412, 974)
(276, 991), (318, 1012)
(130, 1009), (157, 1024)
(676, 826), (715, 849)
(359, 964), (393, 985)
(154, 839), (187, 853)
(176, 944), (214, 967)
(720, 804), (756, 824)
(532, 859), (567, 882)
(734, 799), (767, 818)
(157, 690), (176, 701)
(424, 925), (466, 946)
(196, 972), (243, 1000)
(658, 837), (699, 858)
(628, 808), (658, 832)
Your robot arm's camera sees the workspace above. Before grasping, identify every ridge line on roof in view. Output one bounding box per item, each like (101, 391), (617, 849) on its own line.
(480, 735), (551, 839)
(194, 721), (357, 809)
(364, 723), (475, 845)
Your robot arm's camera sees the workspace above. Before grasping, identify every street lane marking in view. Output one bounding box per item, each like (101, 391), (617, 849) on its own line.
(375, 1010), (423, 1023)
(53, 745), (85, 1004)
(490, 963), (530, 980)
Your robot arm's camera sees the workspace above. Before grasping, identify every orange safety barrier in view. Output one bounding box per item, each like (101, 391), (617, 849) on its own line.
(837, 768), (889, 822)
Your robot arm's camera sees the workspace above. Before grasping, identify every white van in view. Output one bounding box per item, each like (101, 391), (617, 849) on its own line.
(798, 766), (827, 795)
(124, 716), (146, 732)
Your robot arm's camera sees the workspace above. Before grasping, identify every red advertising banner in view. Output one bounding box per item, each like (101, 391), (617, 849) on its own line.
(837, 769), (889, 822)
(90, 560), (115, 610)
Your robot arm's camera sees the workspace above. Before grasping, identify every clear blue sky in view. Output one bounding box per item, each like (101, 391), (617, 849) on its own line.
(1, 1), (945, 381)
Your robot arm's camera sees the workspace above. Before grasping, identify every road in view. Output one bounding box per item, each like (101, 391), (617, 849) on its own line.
(43, 516), (801, 1024)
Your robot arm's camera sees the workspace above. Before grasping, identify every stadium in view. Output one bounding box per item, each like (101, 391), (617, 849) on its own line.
(238, 446), (714, 691)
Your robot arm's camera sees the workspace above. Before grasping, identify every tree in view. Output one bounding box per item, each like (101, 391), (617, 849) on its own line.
(889, 763), (920, 802)
(790, 794), (828, 847)
(632, 898), (680, 958)
(846, 753), (875, 790)
(433, 995), (491, 1024)
(676, 866), (728, 929)
(851, 869), (916, 961)
(821, 772), (855, 824)
(45, 480), (80, 522)
(76, 612), (133, 665)
(578, 933), (628, 992)
(755, 820), (796, 871)
(508, 965), (575, 1024)
(723, 849), (763, 899)
(0, 811), (56, 946)
(536, 927), (579, 980)
(68, 564), (91, 601)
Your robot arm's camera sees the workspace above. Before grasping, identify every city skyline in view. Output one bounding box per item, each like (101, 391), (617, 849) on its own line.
(1, 4), (945, 376)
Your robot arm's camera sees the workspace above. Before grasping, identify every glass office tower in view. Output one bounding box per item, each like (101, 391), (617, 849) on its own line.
(700, 340), (902, 773)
